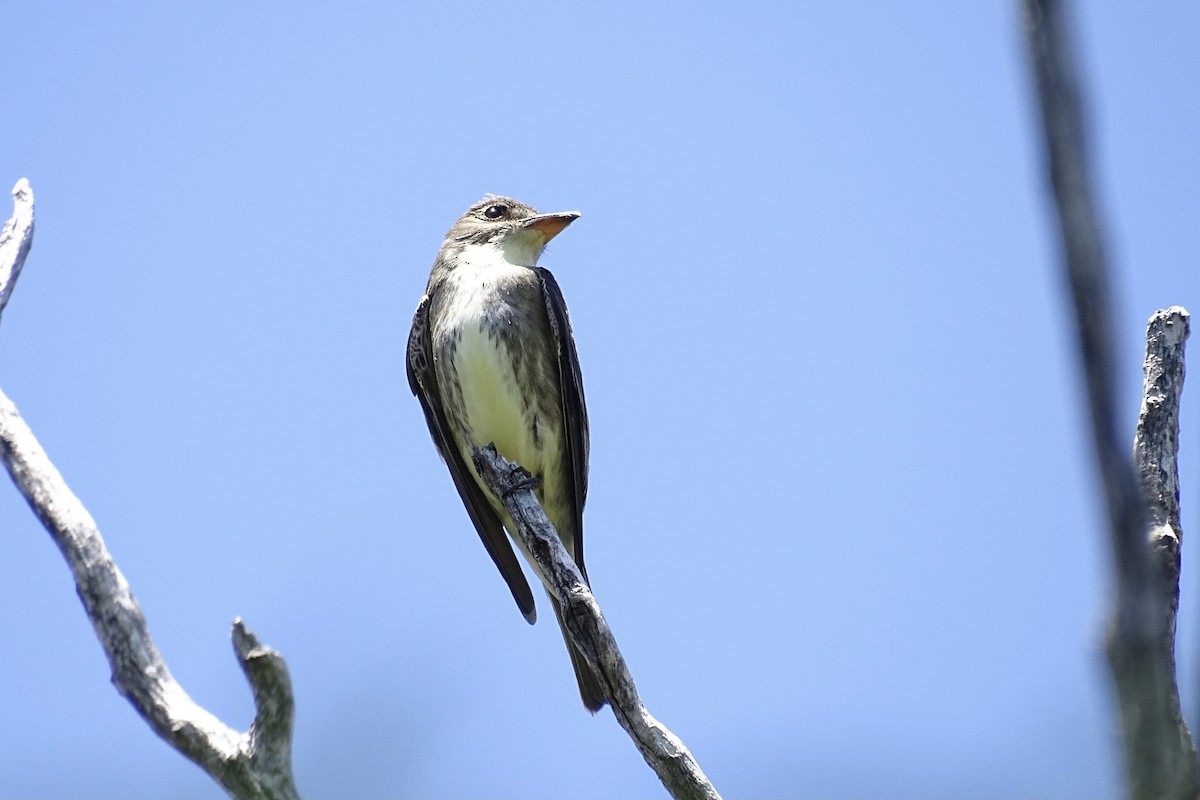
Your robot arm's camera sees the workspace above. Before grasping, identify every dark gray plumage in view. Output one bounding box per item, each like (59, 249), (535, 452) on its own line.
(407, 196), (604, 712)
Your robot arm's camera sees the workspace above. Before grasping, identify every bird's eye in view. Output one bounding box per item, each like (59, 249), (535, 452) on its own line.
(483, 204), (507, 220)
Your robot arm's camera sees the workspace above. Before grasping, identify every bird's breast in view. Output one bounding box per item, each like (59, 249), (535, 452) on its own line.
(432, 266), (563, 493)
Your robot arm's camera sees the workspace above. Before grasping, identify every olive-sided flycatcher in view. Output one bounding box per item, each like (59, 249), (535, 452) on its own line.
(406, 196), (605, 711)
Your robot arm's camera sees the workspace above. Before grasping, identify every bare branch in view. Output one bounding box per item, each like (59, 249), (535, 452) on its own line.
(0, 182), (301, 800)
(472, 444), (722, 800)
(1136, 308), (1189, 611)
(1021, 3), (1199, 797)
(1119, 307), (1197, 795)
(0, 179), (35, 322)
(1022, 0), (1150, 600)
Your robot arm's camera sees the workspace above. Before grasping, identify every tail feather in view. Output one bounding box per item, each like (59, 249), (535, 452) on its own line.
(548, 591), (607, 712)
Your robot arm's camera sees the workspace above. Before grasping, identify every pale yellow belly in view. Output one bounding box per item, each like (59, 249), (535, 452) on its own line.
(452, 321), (555, 481)
(433, 262), (574, 567)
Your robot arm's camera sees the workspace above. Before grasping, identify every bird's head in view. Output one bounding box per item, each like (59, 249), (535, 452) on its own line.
(443, 195), (580, 266)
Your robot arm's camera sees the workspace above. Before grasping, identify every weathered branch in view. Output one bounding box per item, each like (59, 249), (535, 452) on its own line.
(1121, 307), (1196, 794)
(0, 180), (301, 800)
(472, 444), (722, 800)
(0, 179), (34, 322)
(1021, 4), (1199, 798)
(1135, 309), (1190, 621)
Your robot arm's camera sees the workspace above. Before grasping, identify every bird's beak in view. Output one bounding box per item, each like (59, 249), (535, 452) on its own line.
(523, 212), (580, 243)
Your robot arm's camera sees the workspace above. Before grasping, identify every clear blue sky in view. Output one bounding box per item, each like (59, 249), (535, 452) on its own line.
(3, 3), (1199, 798)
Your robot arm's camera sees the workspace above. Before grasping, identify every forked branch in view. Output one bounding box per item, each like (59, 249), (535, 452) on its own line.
(1021, 2), (1199, 797)
(0, 180), (301, 800)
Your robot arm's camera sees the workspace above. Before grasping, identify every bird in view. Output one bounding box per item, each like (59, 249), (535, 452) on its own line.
(406, 195), (605, 711)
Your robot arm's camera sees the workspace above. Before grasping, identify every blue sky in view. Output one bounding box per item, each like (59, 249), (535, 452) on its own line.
(3, 3), (1199, 798)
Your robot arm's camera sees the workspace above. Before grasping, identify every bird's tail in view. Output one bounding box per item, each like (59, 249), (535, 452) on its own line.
(547, 591), (607, 712)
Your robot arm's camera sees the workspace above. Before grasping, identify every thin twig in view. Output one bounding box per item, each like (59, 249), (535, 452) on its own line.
(1021, 4), (1199, 797)
(473, 444), (722, 800)
(0, 180), (301, 800)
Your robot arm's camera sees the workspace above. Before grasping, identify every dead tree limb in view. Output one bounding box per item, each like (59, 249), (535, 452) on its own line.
(0, 178), (34, 318)
(1021, 3), (1200, 797)
(472, 444), (722, 800)
(0, 179), (302, 800)
(1120, 307), (1197, 797)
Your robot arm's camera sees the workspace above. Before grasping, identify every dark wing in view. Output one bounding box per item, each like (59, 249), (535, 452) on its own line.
(533, 267), (590, 582)
(407, 291), (537, 623)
